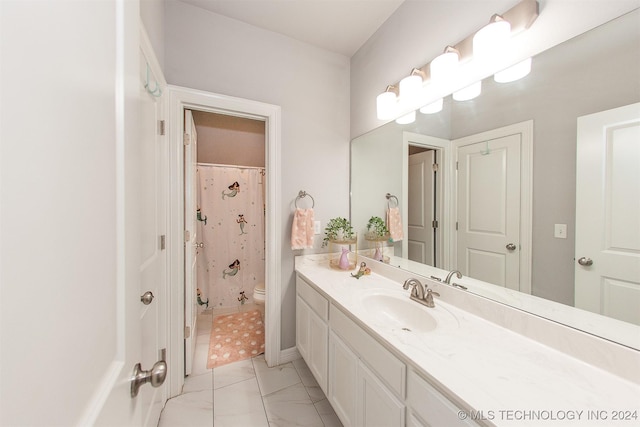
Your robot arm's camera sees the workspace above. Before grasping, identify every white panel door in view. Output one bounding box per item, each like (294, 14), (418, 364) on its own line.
(96, 12), (168, 427)
(184, 109), (198, 375)
(136, 29), (168, 426)
(408, 151), (436, 265)
(456, 134), (521, 290)
(575, 103), (640, 325)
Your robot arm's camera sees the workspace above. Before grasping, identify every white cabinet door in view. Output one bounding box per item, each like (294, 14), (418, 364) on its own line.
(328, 331), (359, 427)
(296, 294), (328, 393)
(575, 103), (640, 325)
(296, 295), (311, 361)
(358, 363), (405, 427)
(308, 308), (328, 393)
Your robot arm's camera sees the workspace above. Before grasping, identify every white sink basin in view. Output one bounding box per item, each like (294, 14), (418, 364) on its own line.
(361, 291), (456, 333)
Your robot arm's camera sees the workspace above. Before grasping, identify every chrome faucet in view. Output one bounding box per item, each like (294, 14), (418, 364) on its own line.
(403, 278), (440, 308)
(424, 288), (440, 308)
(403, 278), (425, 300)
(444, 270), (462, 284)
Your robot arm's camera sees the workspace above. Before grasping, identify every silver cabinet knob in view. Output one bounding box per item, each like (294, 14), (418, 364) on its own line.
(506, 243), (517, 251)
(140, 291), (154, 305)
(131, 360), (167, 397)
(578, 257), (593, 266)
(194, 242), (204, 248)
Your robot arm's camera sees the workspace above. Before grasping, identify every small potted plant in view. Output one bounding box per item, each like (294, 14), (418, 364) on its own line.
(322, 217), (355, 247)
(365, 216), (390, 262)
(323, 217), (357, 270)
(365, 216), (390, 241)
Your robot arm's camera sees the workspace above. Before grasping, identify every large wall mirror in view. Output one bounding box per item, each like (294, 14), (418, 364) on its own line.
(351, 10), (639, 349)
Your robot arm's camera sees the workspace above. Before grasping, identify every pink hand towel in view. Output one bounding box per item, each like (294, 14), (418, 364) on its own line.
(291, 208), (315, 250)
(386, 207), (403, 242)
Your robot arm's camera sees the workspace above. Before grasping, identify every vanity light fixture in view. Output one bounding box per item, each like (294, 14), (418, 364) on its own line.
(494, 57), (532, 82)
(375, 0), (539, 122)
(473, 14), (512, 61)
(419, 98), (443, 114)
(376, 85), (398, 120)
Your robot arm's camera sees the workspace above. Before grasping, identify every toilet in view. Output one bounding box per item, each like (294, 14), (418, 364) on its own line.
(253, 282), (265, 306)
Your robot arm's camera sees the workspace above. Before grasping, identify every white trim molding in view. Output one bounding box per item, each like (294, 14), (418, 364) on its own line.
(402, 132), (452, 270)
(166, 85), (282, 397)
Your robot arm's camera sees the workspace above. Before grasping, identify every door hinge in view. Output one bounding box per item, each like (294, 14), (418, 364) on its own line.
(160, 235), (166, 250)
(184, 326), (191, 339)
(432, 163), (439, 172)
(183, 133), (190, 146)
(456, 221), (459, 231)
(158, 120), (165, 136)
(432, 220), (439, 229)
(185, 230), (191, 242)
(456, 161), (459, 170)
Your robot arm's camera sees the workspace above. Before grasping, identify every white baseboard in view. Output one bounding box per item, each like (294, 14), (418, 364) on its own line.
(278, 346), (301, 365)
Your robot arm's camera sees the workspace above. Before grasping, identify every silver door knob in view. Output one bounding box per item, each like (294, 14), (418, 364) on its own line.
(131, 360), (167, 397)
(140, 291), (154, 305)
(578, 257), (593, 266)
(506, 243), (517, 251)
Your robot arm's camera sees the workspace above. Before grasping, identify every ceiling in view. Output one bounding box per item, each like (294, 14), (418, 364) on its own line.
(177, 0), (405, 57)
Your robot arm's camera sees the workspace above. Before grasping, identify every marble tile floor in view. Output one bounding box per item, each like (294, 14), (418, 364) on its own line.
(158, 310), (343, 427)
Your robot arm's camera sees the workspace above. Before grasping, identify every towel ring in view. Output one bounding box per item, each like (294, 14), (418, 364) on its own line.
(386, 193), (399, 208)
(295, 190), (315, 208)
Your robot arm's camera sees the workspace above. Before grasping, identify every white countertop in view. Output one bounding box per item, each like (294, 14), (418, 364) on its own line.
(295, 255), (640, 427)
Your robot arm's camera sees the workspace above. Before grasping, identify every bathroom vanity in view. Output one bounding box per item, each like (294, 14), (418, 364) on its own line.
(295, 254), (640, 427)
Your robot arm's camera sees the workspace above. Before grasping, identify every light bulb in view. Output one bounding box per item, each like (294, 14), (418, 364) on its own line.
(430, 50), (459, 83)
(376, 91), (397, 120)
(453, 81), (482, 101)
(399, 74), (423, 108)
(473, 18), (511, 61)
(419, 98), (443, 114)
(495, 58), (532, 83)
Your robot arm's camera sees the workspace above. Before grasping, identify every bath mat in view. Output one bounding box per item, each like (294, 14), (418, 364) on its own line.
(207, 310), (265, 369)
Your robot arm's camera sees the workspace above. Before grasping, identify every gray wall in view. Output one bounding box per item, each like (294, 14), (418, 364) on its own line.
(165, 0), (351, 350)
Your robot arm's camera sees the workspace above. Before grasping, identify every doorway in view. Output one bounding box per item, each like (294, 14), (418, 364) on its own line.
(185, 109), (267, 374)
(167, 86), (282, 398)
(403, 132), (450, 269)
(407, 147), (438, 266)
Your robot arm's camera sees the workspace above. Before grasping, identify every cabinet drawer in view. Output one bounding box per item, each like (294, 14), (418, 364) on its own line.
(407, 370), (479, 427)
(296, 275), (329, 321)
(330, 304), (405, 398)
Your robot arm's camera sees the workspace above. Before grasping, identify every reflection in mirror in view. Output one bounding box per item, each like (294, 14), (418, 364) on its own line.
(351, 10), (640, 349)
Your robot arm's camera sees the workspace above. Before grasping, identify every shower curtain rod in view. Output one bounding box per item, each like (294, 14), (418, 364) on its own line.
(197, 162), (265, 171)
